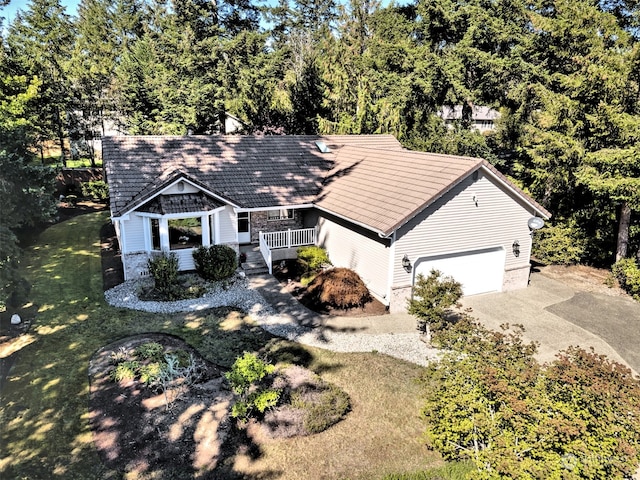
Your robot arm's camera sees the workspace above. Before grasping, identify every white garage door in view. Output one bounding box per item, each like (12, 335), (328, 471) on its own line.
(414, 247), (505, 296)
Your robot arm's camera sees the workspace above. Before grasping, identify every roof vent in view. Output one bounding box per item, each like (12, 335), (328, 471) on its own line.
(315, 141), (331, 153)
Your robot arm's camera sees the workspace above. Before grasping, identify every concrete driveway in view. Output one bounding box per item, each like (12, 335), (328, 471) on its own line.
(462, 271), (640, 374)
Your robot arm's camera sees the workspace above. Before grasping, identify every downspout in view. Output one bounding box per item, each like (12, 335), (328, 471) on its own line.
(386, 231), (396, 309)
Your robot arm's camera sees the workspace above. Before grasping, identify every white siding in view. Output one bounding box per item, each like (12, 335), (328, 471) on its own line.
(173, 249), (196, 271)
(393, 170), (537, 288)
(317, 214), (391, 303)
(122, 214), (146, 253)
(218, 206), (237, 243)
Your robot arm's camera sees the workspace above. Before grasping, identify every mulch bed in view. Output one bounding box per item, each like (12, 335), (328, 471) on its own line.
(88, 334), (233, 479)
(273, 260), (388, 317)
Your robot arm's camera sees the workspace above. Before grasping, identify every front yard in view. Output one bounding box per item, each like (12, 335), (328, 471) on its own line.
(0, 211), (446, 479)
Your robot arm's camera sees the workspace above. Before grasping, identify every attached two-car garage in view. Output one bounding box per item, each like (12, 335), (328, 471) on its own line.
(413, 247), (506, 296)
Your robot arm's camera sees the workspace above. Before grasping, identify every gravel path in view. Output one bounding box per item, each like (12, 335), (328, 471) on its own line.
(104, 276), (438, 366)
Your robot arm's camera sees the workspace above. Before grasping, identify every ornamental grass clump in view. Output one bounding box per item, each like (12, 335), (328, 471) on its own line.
(305, 267), (371, 309)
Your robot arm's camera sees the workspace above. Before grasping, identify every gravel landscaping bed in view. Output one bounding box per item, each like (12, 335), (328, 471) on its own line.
(104, 274), (438, 366)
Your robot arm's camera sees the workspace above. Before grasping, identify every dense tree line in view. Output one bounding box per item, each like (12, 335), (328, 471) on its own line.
(0, 0), (639, 301)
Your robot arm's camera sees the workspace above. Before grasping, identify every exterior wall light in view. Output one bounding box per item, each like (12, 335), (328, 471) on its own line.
(512, 240), (520, 257)
(402, 254), (412, 272)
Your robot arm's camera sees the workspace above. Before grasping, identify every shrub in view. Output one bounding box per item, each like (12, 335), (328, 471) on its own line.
(80, 180), (109, 201)
(532, 221), (586, 265)
(147, 252), (179, 298)
(612, 258), (640, 300)
(226, 352), (280, 421)
(297, 245), (330, 272)
(135, 342), (164, 361)
(420, 319), (640, 479)
(193, 244), (237, 281)
(407, 270), (463, 341)
(305, 267), (371, 309)
(110, 360), (140, 382)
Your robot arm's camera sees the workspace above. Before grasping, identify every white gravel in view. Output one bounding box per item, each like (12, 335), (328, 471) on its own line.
(104, 276), (438, 366)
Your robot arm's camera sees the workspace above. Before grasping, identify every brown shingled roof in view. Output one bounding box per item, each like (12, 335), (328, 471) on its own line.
(316, 147), (483, 235)
(315, 146), (551, 236)
(103, 135), (403, 217)
(104, 134), (550, 236)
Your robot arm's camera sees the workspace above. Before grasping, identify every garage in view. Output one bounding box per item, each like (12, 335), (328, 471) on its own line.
(414, 247), (505, 296)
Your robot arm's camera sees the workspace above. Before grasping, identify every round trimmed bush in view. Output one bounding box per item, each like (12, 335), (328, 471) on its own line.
(305, 267), (371, 309)
(193, 245), (238, 281)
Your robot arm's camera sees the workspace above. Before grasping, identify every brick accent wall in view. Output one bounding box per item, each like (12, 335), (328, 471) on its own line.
(250, 210), (304, 243)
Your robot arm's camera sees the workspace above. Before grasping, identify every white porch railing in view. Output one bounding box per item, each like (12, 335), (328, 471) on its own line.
(258, 227), (317, 274)
(259, 234), (273, 274)
(259, 227), (316, 249)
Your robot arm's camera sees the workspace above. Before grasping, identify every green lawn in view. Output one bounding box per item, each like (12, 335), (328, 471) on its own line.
(0, 211), (450, 479)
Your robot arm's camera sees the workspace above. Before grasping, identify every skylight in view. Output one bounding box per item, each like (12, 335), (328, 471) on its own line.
(315, 141), (331, 153)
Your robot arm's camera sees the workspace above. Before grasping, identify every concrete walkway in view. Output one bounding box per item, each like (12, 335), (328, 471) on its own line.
(249, 271), (640, 375)
(462, 271), (640, 374)
(248, 274), (417, 334)
(248, 274), (437, 366)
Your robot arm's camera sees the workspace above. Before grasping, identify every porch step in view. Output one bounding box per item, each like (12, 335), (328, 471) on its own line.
(241, 250), (269, 275)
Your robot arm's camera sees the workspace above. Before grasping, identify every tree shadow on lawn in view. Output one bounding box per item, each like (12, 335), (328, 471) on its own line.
(88, 332), (283, 480)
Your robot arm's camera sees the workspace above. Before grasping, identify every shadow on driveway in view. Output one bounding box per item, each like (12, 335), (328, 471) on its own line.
(546, 291), (640, 374)
(462, 271), (640, 374)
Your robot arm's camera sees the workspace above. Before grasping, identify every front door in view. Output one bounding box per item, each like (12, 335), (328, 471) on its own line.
(237, 211), (250, 244)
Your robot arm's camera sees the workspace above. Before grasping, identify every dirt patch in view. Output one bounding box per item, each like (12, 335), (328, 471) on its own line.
(538, 264), (629, 297)
(88, 334), (350, 478)
(274, 260), (388, 317)
(89, 334), (233, 478)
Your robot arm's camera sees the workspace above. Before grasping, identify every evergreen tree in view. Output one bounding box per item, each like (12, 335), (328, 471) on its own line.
(0, 52), (57, 303)
(6, 0), (75, 165)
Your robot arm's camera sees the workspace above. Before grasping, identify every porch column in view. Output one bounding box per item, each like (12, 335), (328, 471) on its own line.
(159, 218), (169, 251)
(201, 214), (211, 246)
(214, 211), (220, 245)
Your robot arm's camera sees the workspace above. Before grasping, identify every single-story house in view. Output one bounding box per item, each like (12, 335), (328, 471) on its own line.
(103, 134), (550, 312)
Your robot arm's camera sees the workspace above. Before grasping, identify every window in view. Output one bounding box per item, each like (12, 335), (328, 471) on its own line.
(168, 217), (202, 250)
(151, 218), (161, 250)
(267, 209), (293, 221)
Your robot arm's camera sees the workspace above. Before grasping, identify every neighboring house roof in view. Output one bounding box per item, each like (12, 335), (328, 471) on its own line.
(103, 135), (403, 217)
(104, 134), (550, 236)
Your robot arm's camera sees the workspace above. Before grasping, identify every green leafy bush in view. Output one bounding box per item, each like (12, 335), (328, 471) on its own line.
(532, 221), (586, 265)
(407, 269), (463, 341)
(193, 244), (237, 281)
(80, 180), (109, 201)
(612, 258), (640, 300)
(226, 352), (280, 421)
(297, 245), (330, 272)
(147, 252), (179, 299)
(420, 317), (640, 479)
(304, 267), (371, 309)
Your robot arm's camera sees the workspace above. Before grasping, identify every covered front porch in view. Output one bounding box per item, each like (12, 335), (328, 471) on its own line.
(243, 227), (317, 274)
